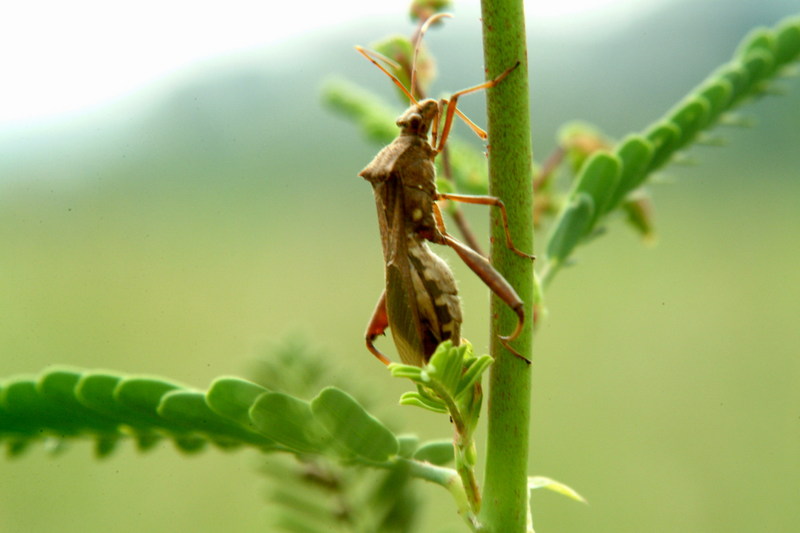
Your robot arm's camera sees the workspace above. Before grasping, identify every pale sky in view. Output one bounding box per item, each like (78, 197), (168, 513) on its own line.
(0, 0), (665, 125)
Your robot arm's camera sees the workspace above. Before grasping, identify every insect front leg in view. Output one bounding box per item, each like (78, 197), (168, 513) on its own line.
(442, 235), (529, 363)
(365, 290), (392, 365)
(433, 62), (521, 152)
(436, 193), (534, 260)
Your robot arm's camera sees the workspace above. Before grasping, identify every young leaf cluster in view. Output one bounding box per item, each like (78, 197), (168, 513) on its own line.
(391, 341), (493, 525)
(390, 341), (491, 425)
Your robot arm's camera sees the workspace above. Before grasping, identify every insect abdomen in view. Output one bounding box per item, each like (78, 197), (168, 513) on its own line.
(406, 240), (462, 358)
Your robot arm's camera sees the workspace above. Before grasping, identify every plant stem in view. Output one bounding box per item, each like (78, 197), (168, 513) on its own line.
(425, 380), (483, 513)
(400, 458), (480, 531)
(479, 0), (534, 530)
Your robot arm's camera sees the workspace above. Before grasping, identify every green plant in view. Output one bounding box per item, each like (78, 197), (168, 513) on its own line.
(2, 1), (799, 532)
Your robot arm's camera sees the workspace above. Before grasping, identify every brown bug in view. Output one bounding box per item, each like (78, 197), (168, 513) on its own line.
(359, 14), (533, 366)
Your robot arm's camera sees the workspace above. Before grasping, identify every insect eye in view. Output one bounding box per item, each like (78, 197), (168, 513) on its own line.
(397, 113), (423, 131)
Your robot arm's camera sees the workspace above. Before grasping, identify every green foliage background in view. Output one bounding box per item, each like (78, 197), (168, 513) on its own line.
(1, 1), (798, 532)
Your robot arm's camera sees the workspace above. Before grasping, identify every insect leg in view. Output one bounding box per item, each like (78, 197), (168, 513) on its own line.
(442, 234), (530, 363)
(436, 192), (534, 260)
(365, 290), (392, 365)
(431, 99), (445, 149)
(435, 61), (521, 152)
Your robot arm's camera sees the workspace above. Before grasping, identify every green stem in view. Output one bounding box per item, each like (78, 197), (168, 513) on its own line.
(479, 0), (534, 531)
(455, 437), (482, 513)
(425, 380), (482, 513)
(400, 458), (480, 531)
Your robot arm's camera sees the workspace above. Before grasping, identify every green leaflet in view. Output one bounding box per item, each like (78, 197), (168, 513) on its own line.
(398, 390), (448, 413)
(1, 377), (69, 436)
(742, 49), (774, 87)
(76, 372), (125, 414)
(571, 151), (621, 231)
(114, 376), (207, 452)
(737, 28), (776, 76)
(113, 376), (184, 429)
(0, 383), (24, 437)
(413, 439), (455, 466)
(456, 354), (494, 400)
(38, 368), (121, 434)
(426, 341), (468, 395)
(644, 121), (682, 173)
(668, 96), (710, 149)
(396, 434), (420, 458)
(528, 476), (587, 504)
(76, 371), (163, 451)
(321, 79), (397, 145)
(429, 342), (487, 397)
(158, 390), (273, 449)
(718, 63), (750, 104)
(545, 192), (594, 267)
(206, 376), (268, 429)
(607, 135), (654, 212)
(311, 387), (398, 463)
(249, 392), (331, 454)
(697, 80), (733, 126)
(1, 373), (128, 458)
(774, 18), (800, 66)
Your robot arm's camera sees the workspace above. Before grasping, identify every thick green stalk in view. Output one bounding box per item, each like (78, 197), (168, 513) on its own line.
(478, 0), (533, 531)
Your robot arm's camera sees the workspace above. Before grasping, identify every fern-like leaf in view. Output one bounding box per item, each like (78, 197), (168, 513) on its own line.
(543, 16), (800, 282)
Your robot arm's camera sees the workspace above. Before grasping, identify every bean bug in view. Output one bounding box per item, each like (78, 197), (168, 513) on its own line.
(359, 14), (533, 366)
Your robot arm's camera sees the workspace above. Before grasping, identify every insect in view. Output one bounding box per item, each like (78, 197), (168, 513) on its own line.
(359, 14), (533, 366)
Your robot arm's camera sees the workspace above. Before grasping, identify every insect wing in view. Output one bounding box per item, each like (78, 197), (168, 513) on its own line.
(385, 260), (428, 367)
(383, 183), (428, 367)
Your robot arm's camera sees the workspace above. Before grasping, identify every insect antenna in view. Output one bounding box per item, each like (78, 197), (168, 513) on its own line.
(356, 15), (518, 143)
(410, 13), (490, 140)
(410, 12), (453, 101)
(355, 46), (418, 105)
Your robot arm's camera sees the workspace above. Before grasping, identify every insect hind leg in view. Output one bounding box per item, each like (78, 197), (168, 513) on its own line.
(365, 290), (392, 365)
(442, 235), (530, 364)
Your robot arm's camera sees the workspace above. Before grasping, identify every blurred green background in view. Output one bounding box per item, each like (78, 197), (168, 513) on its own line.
(1, 0), (799, 532)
